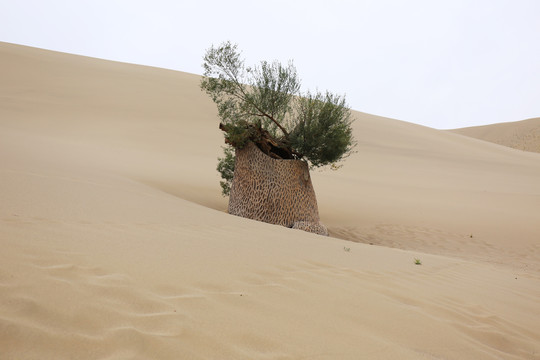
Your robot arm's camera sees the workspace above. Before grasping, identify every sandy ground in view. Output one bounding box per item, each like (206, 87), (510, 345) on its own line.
(1, 42), (539, 359)
(449, 117), (540, 154)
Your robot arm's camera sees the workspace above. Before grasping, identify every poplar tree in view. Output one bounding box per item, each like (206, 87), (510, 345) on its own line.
(201, 42), (356, 195)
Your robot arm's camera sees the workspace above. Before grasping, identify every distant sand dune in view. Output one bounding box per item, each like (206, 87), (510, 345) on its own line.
(449, 117), (540, 153)
(1, 42), (540, 359)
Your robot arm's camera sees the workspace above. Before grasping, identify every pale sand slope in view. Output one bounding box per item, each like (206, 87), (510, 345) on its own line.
(449, 117), (540, 154)
(1, 42), (539, 359)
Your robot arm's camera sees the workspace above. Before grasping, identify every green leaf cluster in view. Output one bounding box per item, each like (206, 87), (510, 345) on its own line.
(216, 145), (235, 196)
(290, 91), (355, 168)
(201, 42), (300, 143)
(202, 42), (357, 195)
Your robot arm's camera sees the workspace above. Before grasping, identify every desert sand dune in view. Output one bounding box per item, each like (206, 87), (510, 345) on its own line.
(1, 42), (540, 359)
(449, 117), (540, 154)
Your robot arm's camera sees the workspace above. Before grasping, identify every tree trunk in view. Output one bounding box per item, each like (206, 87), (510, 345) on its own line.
(228, 141), (328, 236)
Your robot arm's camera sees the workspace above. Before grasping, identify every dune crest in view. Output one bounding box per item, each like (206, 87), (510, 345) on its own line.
(449, 117), (540, 153)
(1, 42), (540, 359)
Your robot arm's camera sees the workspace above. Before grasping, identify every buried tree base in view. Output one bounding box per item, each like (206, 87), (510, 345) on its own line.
(228, 142), (328, 236)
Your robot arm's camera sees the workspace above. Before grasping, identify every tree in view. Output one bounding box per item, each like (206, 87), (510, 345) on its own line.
(201, 41), (356, 196)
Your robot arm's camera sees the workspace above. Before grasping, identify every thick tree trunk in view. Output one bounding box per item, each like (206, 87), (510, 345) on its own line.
(228, 141), (328, 236)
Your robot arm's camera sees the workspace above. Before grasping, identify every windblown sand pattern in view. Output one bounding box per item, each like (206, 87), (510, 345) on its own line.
(1, 42), (540, 359)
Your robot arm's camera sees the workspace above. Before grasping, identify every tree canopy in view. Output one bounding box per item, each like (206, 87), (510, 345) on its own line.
(200, 41), (356, 195)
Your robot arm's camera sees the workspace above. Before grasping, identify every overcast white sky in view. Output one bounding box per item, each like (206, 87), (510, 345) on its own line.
(1, 0), (539, 129)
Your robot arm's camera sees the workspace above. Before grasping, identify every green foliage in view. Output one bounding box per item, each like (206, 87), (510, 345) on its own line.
(200, 42), (300, 142)
(250, 60), (300, 137)
(201, 41), (357, 194)
(216, 146), (236, 196)
(290, 91), (356, 168)
(414, 258), (422, 265)
(220, 120), (253, 149)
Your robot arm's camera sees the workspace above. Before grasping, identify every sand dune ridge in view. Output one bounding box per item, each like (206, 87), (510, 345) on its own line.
(1, 42), (540, 359)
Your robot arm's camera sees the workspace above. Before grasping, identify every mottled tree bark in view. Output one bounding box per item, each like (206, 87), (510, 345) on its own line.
(228, 142), (328, 236)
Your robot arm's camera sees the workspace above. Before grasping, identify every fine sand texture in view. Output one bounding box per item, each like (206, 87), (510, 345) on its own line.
(449, 117), (540, 154)
(1, 42), (540, 359)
